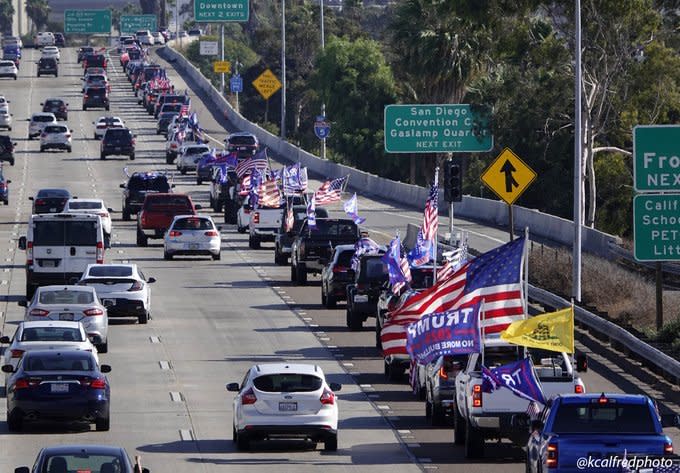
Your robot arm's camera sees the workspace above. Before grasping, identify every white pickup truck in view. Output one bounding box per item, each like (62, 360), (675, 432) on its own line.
(454, 344), (586, 458)
(248, 205), (283, 249)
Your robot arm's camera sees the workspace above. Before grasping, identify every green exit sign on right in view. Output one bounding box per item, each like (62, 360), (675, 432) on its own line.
(194, 0), (249, 22)
(634, 194), (680, 261)
(634, 125), (680, 192)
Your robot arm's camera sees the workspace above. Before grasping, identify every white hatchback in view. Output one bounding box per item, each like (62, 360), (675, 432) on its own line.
(0, 95), (10, 113)
(0, 109), (12, 130)
(227, 363), (341, 451)
(0, 320), (99, 371)
(164, 215), (221, 260)
(41, 46), (60, 61)
(63, 198), (113, 242)
(0, 60), (18, 80)
(176, 143), (210, 174)
(39, 124), (72, 152)
(93, 116), (124, 139)
(28, 112), (57, 139)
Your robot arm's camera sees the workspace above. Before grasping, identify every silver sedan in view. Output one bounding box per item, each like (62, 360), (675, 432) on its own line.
(20, 285), (109, 353)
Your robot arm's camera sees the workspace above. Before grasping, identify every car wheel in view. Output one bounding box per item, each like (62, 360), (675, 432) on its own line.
(295, 263), (307, 285)
(67, 147), (72, 153)
(164, 251), (172, 260)
(180, 168), (186, 175)
(100, 153), (105, 160)
(248, 235), (260, 249)
(83, 105), (87, 111)
(232, 424), (238, 443)
(13, 75), (16, 80)
(129, 153), (135, 160)
(387, 361), (404, 381)
(7, 409), (23, 432)
(40, 146), (44, 152)
(464, 419), (484, 458)
(94, 133), (97, 140)
(431, 403), (446, 426)
(7, 126), (11, 131)
(122, 207), (131, 221)
(97, 341), (108, 354)
(326, 293), (336, 309)
(138, 311), (149, 324)
(324, 433), (338, 452)
(290, 264), (296, 282)
(166, 155), (174, 164)
(321, 286), (327, 306)
(237, 225), (246, 234)
(236, 432), (250, 451)
(454, 406), (466, 445)
(212, 252), (221, 261)
(274, 248), (287, 265)
(105, 105), (110, 111)
(375, 320), (382, 349)
(348, 309), (363, 331)
(136, 228), (148, 247)
(95, 415), (110, 431)
(425, 400), (432, 419)
(37, 72), (40, 77)
(196, 177), (202, 185)
(3, 200), (7, 205)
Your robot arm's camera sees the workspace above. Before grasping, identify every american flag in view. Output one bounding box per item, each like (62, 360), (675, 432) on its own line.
(314, 176), (347, 205)
(255, 179), (283, 208)
(235, 149), (269, 178)
(238, 175), (251, 196)
(422, 178), (439, 242)
(284, 207), (294, 232)
(380, 237), (526, 356)
(526, 400), (541, 420)
(437, 237), (468, 281)
(179, 104), (189, 116)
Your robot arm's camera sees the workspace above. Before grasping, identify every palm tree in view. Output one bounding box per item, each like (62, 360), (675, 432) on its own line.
(25, 0), (50, 32)
(0, 0), (15, 35)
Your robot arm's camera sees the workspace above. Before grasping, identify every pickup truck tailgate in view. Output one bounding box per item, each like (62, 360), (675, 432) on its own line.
(555, 435), (669, 470)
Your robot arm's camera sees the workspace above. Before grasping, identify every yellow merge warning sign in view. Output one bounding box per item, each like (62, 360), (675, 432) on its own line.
(481, 147), (537, 205)
(252, 69), (282, 100)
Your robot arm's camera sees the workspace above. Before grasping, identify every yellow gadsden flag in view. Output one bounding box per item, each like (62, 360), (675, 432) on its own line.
(500, 307), (574, 353)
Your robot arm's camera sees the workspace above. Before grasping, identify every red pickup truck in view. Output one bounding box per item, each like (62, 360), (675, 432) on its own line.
(136, 193), (201, 246)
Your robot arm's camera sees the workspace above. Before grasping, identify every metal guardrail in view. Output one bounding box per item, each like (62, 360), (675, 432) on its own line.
(529, 285), (680, 384)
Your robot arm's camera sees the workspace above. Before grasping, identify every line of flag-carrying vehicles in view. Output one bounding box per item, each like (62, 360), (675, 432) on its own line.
(118, 43), (680, 470)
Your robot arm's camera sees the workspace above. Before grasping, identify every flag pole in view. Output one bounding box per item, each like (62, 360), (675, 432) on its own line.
(433, 166), (439, 284)
(523, 227), (529, 320)
(480, 298), (486, 368)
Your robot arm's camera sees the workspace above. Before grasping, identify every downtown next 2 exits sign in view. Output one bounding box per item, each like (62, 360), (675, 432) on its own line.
(194, 1), (249, 22)
(384, 104), (493, 153)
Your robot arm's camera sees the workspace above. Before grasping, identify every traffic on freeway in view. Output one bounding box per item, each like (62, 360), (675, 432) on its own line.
(0, 35), (677, 473)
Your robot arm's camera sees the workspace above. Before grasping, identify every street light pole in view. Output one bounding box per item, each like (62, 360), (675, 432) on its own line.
(572, 0), (583, 302)
(280, 0), (287, 139)
(220, 24), (225, 96)
(320, 0), (326, 159)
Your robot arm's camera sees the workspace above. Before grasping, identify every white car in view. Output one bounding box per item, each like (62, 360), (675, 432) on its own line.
(135, 30), (154, 46)
(164, 215), (221, 260)
(78, 263), (155, 325)
(0, 321), (99, 371)
(117, 35), (134, 52)
(34, 32), (55, 47)
(39, 124), (72, 152)
(0, 109), (12, 130)
(176, 143), (211, 174)
(237, 196), (251, 234)
(151, 32), (165, 45)
(0, 60), (18, 80)
(0, 95), (10, 113)
(227, 363), (341, 451)
(93, 116), (124, 139)
(63, 198), (113, 242)
(21, 285), (109, 353)
(28, 112), (57, 139)
(41, 46), (60, 62)
(3, 36), (22, 48)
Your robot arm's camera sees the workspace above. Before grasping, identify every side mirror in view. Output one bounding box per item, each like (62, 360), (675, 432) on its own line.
(329, 382), (342, 392)
(28, 196), (33, 200)
(14, 467), (29, 473)
(661, 414), (680, 428)
(119, 183), (125, 188)
(70, 129), (74, 133)
(6, 180), (11, 184)
(18, 300), (27, 307)
(195, 204), (202, 210)
(0, 335), (10, 344)
(18, 236), (26, 250)
(216, 226), (222, 231)
(171, 184), (176, 188)
(147, 277), (156, 284)
(511, 412), (530, 430)
(40, 102), (43, 105)
(575, 353), (588, 372)
(100, 364), (112, 373)
(142, 469), (150, 473)
(226, 382), (240, 392)
(107, 208), (113, 212)
(2, 364), (15, 373)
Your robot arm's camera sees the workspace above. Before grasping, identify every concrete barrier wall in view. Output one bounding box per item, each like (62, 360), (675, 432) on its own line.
(161, 45), (621, 257)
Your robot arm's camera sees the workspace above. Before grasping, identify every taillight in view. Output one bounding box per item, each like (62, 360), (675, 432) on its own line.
(14, 378), (31, 390)
(665, 442), (673, 455)
(320, 388), (335, 405)
(204, 230), (218, 237)
(98, 212), (109, 218)
(131, 138), (136, 145)
(83, 94), (88, 99)
(0, 183), (6, 190)
(332, 266), (348, 273)
(29, 308), (49, 317)
(241, 388), (257, 405)
(169, 230), (182, 237)
(35, 199), (45, 205)
(170, 143), (178, 149)
(10, 349), (24, 358)
(84, 308), (104, 316)
(96, 241), (104, 264)
(81, 377), (106, 389)
(128, 281), (143, 291)
(27, 241), (33, 265)
(252, 212), (260, 224)
(244, 208), (250, 214)
(141, 212), (147, 226)
(438, 366), (448, 380)
(574, 384), (584, 394)
(546, 443), (558, 468)
(472, 384), (482, 408)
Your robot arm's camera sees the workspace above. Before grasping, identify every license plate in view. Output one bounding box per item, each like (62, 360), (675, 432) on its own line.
(115, 147), (122, 151)
(102, 298), (116, 306)
(59, 312), (74, 321)
(49, 207), (56, 212)
(188, 243), (199, 250)
(354, 295), (369, 303)
(279, 402), (297, 412)
(50, 383), (69, 393)
(41, 260), (56, 267)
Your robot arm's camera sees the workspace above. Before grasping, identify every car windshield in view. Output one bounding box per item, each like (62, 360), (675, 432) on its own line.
(88, 75), (106, 82)
(162, 104), (182, 112)
(552, 403), (656, 434)
(144, 197), (191, 210)
(67, 201), (103, 210)
(363, 258), (388, 279)
(20, 326), (85, 342)
(44, 100), (63, 107)
(0, 61), (14, 66)
(161, 112), (179, 119)
(33, 115), (54, 122)
(307, 220), (357, 237)
(24, 355), (94, 371)
(33, 220), (98, 246)
(105, 129), (130, 139)
(41, 454), (126, 473)
(88, 265), (133, 277)
(128, 176), (169, 192)
(173, 217), (213, 230)
(253, 374), (323, 393)
(229, 135), (256, 145)
(43, 126), (67, 133)
(39, 289), (94, 305)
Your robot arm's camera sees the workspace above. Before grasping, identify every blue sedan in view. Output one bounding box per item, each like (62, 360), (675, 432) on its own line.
(2, 350), (111, 431)
(14, 444), (150, 473)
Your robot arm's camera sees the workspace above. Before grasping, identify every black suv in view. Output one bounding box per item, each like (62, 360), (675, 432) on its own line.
(36, 57), (58, 77)
(156, 111), (178, 135)
(83, 53), (106, 69)
(77, 46), (94, 63)
(28, 188), (72, 214)
(54, 33), (66, 47)
(0, 135), (16, 165)
(120, 172), (173, 220)
(40, 98), (68, 121)
(345, 253), (389, 330)
(273, 204), (326, 264)
(225, 132), (258, 158)
(101, 128), (135, 160)
(83, 86), (109, 111)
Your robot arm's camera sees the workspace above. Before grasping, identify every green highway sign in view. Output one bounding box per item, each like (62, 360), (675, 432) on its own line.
(120, 15), (157, 34)
(194, 0), (249, 22)
(634, 125), (680, 192)
(634, 194), (680, 261)
(64, 10), (111, 34)
(384, 104), (493, 153)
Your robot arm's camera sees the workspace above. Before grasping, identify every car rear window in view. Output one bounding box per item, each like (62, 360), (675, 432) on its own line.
(253, 374), (323, 393)
(105, 129), (131, 139)
(33, 220), (98, 246)
(229, 135), (256, 145)
(144, 196), (192, 210)
(88, 265), (133, 277)
(307, 220), (357, 237)
(173, 217), (213, 230)
(88, 88), (107, 95)
(38, 289), (94, 305)
(44, 100), (63, 106)
(185, 146), (210, 155)
(21, 326), (85, 342)
(128, 176), (169, 192)
(43, 125), (67, 133)
(552, 403), (656, 434)
(68, 201), (102, 210)
(337, 250), (354, 267)
(362, 258), (388, 279)
(33, 115), (54, 122)
(0, 61), (14, 67)
(161, 104), (182, 113)
(24, 354), (94, 371)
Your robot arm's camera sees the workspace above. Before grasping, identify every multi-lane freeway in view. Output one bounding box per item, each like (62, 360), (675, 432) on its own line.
(0, 46), (677, 472)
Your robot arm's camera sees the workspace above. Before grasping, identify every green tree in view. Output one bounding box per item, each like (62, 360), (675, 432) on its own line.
(26, 0), (50, 32)
(0, 0), (15, 35)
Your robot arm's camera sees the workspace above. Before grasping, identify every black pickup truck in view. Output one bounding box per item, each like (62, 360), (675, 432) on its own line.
(345, 253), (389, 330)
(274, 204), (328, 265)
(209, 164), (238, 213)
(290, 218), (360, 285)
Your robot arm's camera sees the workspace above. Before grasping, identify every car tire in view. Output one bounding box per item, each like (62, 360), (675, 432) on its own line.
(100, 153), (105, 160)
(425, 399), (432, 419)
(464, 419), (484, 458)
(453, 407), (466, 445)
(105, 105), (110, 111)
(237, 225), (246, 234)
(236, 432), (250, 451)
(13, 75), (16, 80)
(274, 248), (287, 265)
(40, 146), (44, 152)
(94, 133), (97, 140)
(163, 251), (172, 260)
(387, 361), (404, 381)
(83, 105), (87, 111)
(67, 147), (72, 153)
(166, 155), (173, 164)
(375, 320), (382, 349)
(326, 293), (336, 309)
(136, 228), (148, 247)
(7, 410), (23, 431)
(37, 73), (40, 77)
(26, 283), (36, 300)
(290, 264), (296, 282)
(295, 263), (307, 285)
(431, 403), (446, 426)
(122, 207), (131, 221)
(138, 311), (149, 324)
(196, 177), (202, 185)
(130, 153), (135, 160)
(98, 341), (108, 354)
(212, 252), (221, 261)
(321, 287), (327, 307)
(248, 235), (260, 249)
(95, 415), (110, 431)
(324, 433), (338, 452)
(180, 168), (186, 175)
(7, 126), (11, 131)
(348, 309), (363, 331)
(9, 158), (13, 166)
(3, 200), (7, 205)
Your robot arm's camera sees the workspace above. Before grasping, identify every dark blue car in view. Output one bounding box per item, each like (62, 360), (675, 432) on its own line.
(3, 44), (21, 59)
(2, 350), (111, 431)
(14, 444), (150, 473)
(0, 169), (10, 205)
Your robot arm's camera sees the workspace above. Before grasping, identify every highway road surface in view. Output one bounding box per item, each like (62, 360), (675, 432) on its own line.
(0, 46), (677, 472)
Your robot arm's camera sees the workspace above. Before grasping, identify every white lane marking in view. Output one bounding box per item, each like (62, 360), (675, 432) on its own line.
(159, 361), (170, 370)
(398, 429), (411, 434)
(342, 362), (354, 367)
(179, 429), (194, 441)
(149, 336), (160, 343)
(170, 391), (182, 402)
(376, 405), (390, 410)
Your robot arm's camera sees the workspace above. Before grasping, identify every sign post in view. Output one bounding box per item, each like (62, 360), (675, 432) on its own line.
(64, 10), (112, 34)
(481, 147), (537, 241)
(120, 14), (156, 34)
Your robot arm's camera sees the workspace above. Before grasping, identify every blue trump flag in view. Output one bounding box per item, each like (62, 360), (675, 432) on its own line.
(406, 302), (481, 365)
(307, 195), (317, 230)
(481, 357), (546, 404)
(343, 193), (365, 224)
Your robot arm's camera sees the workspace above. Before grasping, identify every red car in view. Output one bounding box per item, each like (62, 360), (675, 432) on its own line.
(136, 193), (201, 246)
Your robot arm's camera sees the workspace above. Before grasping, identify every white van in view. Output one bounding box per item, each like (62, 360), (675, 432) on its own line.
(19, 213), (105, 298)
(34, 32), (55, 48)
(135, 30), (154, 46)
